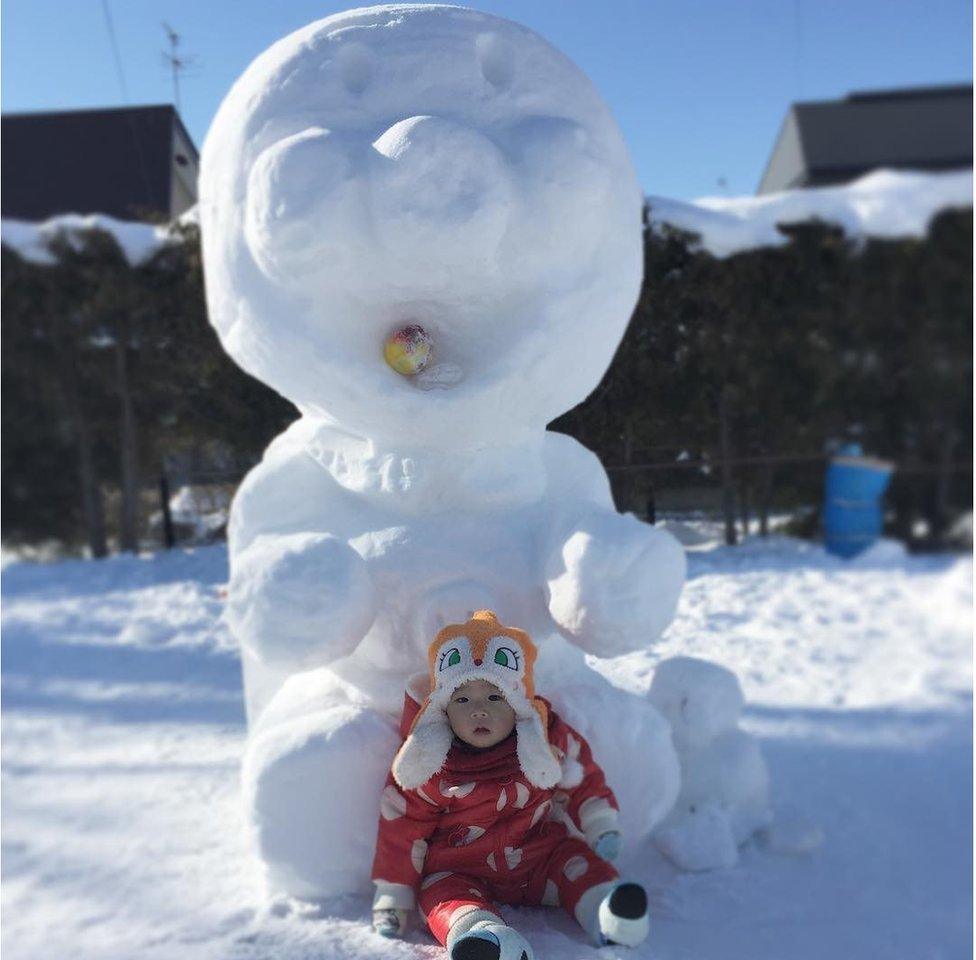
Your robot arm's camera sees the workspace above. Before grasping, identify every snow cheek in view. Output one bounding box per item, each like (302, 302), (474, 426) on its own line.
(244, 127), (367, 286)
(501, 116), (611, 278)
(370, 116), (513, 270)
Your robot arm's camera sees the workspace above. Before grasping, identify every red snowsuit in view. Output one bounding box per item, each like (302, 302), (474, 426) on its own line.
(371, 691), (620, 945)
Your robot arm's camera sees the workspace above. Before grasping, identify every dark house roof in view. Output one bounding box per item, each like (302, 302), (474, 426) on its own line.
(1, 104), (199, 222)
(758, 85), (973, 194)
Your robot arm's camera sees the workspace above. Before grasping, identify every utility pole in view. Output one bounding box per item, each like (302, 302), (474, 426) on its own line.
(162, 22), (194, 113)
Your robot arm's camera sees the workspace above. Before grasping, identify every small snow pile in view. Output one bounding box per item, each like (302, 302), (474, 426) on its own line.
(648, 168), (973, 258)
(648, 657), (773, 871)
(1, 213), (178, 266)
(149, 485), (230, 545)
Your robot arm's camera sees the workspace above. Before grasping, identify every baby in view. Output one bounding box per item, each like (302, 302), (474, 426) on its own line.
(370, 610), (650, 959)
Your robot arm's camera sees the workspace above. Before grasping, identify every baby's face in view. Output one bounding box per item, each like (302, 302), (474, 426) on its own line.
(446, 679), (516, 748)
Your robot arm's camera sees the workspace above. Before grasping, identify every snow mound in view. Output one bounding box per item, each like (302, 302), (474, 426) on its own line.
(649, 657), (773, 871)
(1, 213), (178, 266)
(648, 168), (973, 258)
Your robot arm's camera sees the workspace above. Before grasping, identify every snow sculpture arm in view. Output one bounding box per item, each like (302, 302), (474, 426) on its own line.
(542, 433), (686, 657)
(224, 424), (379, 670)
(549, 712), (620, 851)
(226, 531), (377, 670)
(370, 773), (445, 912)
(545, 509), (686, 657)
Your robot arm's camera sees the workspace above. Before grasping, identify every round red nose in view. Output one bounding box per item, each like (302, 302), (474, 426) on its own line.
(473, 658), (483, 666)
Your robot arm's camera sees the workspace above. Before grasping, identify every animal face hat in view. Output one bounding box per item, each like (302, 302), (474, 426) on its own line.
(392, 610), (562, 790)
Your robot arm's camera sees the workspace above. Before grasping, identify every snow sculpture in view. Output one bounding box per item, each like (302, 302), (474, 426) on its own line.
(648, 657), (772, 871)
(199, 4), (685, 899)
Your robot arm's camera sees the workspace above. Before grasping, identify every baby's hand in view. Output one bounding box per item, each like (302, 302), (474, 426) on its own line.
(373, 908), (408, 938)
(593, 829), (622, 862)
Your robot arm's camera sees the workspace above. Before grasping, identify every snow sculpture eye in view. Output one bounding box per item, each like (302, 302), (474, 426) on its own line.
(439, 647), (462, 670)
(493, 646), (520, 671)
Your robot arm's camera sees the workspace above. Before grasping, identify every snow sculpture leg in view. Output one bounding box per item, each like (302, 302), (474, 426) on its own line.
(243, 669), (400, 898)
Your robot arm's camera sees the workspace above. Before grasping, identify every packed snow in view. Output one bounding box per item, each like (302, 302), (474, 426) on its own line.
(3, 3), (972, 956)
(2, 533), (971, 959)
(0, 213), (179, 266)
(199, 3), (687, 904)
(647, 168), (974, 258)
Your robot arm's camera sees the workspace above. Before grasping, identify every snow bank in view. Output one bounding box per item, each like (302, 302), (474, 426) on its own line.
(2, 537), (971, 959)
(648, 168), (973, 258)
(0, 213), (178, 266)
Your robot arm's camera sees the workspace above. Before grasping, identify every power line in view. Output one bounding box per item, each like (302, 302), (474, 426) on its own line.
(99, 0), (154, 217)
(100, 0), (129, 101)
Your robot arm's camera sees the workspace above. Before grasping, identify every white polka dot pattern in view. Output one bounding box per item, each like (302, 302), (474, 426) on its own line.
(441, 780), (476, 798)
(420, 869), (453, 890)
(542, 879), (560, 906)
(416, 786), (439, 806)
(530, 799), (551, 827)
(562, 854), (588, 881)
(380, 785), (407, 820)
(411, 839), (429, 874)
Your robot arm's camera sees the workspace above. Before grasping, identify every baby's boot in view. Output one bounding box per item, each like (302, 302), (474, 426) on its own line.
(576, 879), (650, 948)
(447, 911), (534, 960)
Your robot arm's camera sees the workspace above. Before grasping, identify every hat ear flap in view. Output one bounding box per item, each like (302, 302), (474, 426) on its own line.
(392, 700), (454, 790)
(533, 698), (549, 731)
(514, 697), (561, 789)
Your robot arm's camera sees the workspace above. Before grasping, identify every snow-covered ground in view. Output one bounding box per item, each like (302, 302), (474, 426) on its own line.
(2, 535), (971, 959)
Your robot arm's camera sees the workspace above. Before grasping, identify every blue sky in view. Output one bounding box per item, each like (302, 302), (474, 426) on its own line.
(2, 1), (971, 200)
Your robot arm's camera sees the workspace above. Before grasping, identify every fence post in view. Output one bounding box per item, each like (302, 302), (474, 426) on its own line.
(159, 473), (176, 549)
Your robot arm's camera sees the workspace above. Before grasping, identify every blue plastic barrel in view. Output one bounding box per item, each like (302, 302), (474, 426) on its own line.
(823, 446), (894, 558)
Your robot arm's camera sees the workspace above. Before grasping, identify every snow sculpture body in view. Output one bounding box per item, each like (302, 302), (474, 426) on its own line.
(199, 4), (685, 899)
(649, 657), (772, 871)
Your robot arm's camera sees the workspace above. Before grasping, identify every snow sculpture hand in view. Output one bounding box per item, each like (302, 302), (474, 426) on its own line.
(593, 829), (622, 862)
(372, 908), (408, 938)
(226, 532), (377, 669)
(545, 511), (686, 656)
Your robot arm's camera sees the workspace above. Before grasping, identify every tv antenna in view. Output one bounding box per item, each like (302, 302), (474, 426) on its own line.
(161, 22), (196, 113)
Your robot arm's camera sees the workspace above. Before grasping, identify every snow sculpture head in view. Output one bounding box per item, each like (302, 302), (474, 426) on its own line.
(199, 4), (642, 447)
